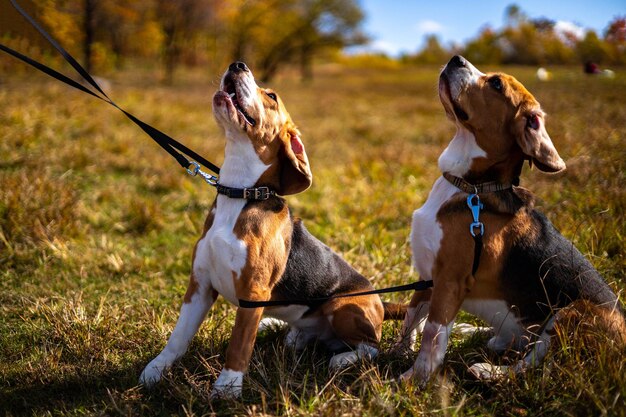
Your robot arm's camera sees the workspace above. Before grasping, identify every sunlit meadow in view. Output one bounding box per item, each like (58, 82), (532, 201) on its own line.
(1, 62), (625, 416)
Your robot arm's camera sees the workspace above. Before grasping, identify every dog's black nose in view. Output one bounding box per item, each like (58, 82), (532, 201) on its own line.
(229, 61), (249, 73)
(448, 55), (467, 68)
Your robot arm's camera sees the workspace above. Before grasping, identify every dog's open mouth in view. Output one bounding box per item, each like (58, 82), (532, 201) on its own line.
(223, 76), (256, 127)
(440, 73), (469, 122)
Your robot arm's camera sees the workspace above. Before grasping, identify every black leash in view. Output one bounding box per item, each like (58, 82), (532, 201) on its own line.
(1, 0), (436, 305)
(0, 0), (220, 178)
(239, 280), (433, 308)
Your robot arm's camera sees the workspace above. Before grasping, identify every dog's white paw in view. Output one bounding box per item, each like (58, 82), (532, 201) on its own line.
(398, 366), (415, 382)
(398, 347), (443, 386)
(453, 323), (491, 335)
(329, 343), (378, 370)
(258, 317), (287, 332)
(139, 359), (168, 387)
(398, 363), (431, 386)
(398, 366), (430, 389)
(486, 335), (514, 353)
(469, 362), (509, 380)
(210, 369), (243, 400)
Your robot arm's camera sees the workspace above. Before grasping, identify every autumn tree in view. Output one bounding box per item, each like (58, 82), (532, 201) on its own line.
(291, 0), (367, 81)
(222, 0), (366, 82)
(154, 0), (217, 84)
(463, 27), (503, 64)
(576, 30), (611, 64)
(23, 0), (158, 73)
(605, 16), (626, 64)
(94, 0), (153, 69)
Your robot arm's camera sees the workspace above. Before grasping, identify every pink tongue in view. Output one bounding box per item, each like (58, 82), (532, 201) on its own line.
(290, 136), (304, 154)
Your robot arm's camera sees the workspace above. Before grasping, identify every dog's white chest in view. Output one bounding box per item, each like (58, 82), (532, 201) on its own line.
(411, 177), (459, 280)
(438, 127), (486, 176)
(192, 137), (270, 305)
(193, 198), (248, 304)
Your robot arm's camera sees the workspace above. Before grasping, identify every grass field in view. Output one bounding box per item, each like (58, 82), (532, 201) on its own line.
(1, 62), (625, 416)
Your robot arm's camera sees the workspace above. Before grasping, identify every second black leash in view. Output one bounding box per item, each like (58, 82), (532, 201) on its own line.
(238, 280), (434, 308)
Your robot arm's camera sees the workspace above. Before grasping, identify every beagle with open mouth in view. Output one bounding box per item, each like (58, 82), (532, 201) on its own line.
(139, 62), (402, 398)
(396, 56), (625, 383)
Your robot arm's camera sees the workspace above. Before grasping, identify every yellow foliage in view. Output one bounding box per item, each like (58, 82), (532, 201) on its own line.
(38, 0), (82, 53)
(90, 42), (115, 72)
(134, 21), (165, 58)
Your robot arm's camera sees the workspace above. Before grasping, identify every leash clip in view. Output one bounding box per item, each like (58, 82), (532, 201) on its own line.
(467, 193), (484, 237)
(186, 161), (201, 176)
(186, 161), (218, 186)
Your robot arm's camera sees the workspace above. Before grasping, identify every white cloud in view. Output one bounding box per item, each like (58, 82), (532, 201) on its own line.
(345, 40), (403, 56)
(369, 40), (401, 54)
(554, 20), (585, 43)
(414, 20), (445, 35)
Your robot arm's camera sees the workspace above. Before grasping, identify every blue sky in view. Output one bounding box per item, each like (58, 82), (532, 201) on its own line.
(355, 0), (625, 56)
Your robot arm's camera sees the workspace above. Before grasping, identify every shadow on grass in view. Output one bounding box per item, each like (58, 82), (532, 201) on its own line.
(0, 366), (150, 415)
(0, 329), (292, 415)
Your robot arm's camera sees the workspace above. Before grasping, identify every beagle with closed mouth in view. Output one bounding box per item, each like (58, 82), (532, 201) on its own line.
(396, 56), (625, 383)
(139, 62), (402, 398)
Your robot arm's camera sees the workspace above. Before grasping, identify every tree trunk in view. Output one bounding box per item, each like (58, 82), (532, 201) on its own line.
(83, 0), (94, 73)
(299, 44), (314, 82)
(162, 26), (178, 85)
(163, 43), (178, 85)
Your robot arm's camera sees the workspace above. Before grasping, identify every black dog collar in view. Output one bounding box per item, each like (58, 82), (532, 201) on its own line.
(216, 184), (276, 200)
(443, 172), (518, 194)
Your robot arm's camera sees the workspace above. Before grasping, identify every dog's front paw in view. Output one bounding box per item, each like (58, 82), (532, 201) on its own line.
(398, 358), (433, 387)
(398, 366), (429, 389)
(468, 362), (510, 380)
(210, 369), (243, 400)
(139, 362), (166, 387)
(398, 366), (416, 382)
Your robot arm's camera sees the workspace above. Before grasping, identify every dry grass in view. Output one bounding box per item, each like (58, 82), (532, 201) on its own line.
(0, 63), (625, 416)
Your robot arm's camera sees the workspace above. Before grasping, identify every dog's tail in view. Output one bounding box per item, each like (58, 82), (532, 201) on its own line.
(554, 300), (626, 351)
(383, 302), (407, 321)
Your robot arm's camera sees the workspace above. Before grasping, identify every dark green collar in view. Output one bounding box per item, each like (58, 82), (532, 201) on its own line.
(443, 172), (518, 194)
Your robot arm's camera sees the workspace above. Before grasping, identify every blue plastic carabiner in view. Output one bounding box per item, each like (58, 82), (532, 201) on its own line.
(467, 194), (484, 237)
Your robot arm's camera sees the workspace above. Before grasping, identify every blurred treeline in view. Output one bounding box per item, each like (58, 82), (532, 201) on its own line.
(0, 0), (366, 82)
(1, 1), (624, 84)
(408, 5), (626, 67)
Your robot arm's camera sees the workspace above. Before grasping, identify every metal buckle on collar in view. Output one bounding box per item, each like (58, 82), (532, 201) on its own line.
(467, 194), (484, 237)
(243, 186), (271, 200)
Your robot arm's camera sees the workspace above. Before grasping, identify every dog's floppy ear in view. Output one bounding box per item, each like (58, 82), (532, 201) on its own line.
(277, 126), (312, 195)
(516, 112), (565, 173)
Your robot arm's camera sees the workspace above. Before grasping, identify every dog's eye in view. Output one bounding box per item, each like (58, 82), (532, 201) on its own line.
(488, 76), (503, 91)
(527, 114), (540, 130)
(266, 91), (277, 101)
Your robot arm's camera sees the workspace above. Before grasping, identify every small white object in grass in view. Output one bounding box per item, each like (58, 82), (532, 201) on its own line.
(536, 67), (551, 81)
